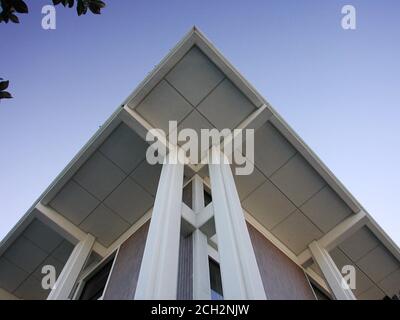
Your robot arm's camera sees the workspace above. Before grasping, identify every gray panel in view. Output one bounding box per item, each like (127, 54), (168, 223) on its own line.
(243, 180), (296, 230)
(99, 123), (147, 174)
(233, 165), (265, 201)
(271, 210), (323, 255)
(357, 245), (399, 282)
(339, 227), (379, 262)
(32, 256), (64, 282)
(0, 257), (29, 292)
(136, 80), (193, 133)
(4, 237), (47, 274)
(49, 180), (99, 225)
(254, 122), (296, 177)
(358, 285), (385, 300)
(271, 153), (325, 207)
(73, 151), (126, 200)
(80, 204), (130, 247)
(23, 219), (63, 254)
(104, 177), (154, 224)
(130, 160), (162, 196)
(197, 79), (256, 130)
(166, 46), (224, 106)
(52, 240), (74, 264)
(176, 109), (215, 162)
(379, 268), (400, 297)
(14, 276), (48, 300)
(300, 186), (352, 233)
(329, 248), (374, 296)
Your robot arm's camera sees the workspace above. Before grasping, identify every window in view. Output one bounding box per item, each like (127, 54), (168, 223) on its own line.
(310, 281), (331, 300)
(204, 188), (212, 207)
(209, 258), (223, 300)
(77, 253), (116, 300)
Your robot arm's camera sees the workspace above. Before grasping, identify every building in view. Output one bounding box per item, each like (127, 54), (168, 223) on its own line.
(0, 27), (399, 300)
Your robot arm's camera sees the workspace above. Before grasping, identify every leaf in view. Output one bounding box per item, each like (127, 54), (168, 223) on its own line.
(0, 91), (13, 99)
(13, 0), (28, 13)
(76, 0), (87, 16)
(9, 12), (19, 23)
(0, 80), (9, 91)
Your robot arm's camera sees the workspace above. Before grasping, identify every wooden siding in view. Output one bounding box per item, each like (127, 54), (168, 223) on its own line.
(103, 222), (149, 300)
(247, 223), (316, 300)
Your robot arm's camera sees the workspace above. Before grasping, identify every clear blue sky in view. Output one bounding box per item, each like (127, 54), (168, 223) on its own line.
(1, 0), (399, 246)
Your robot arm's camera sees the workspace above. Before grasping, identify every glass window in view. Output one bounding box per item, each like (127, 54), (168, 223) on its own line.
(78, 256), (114, 300)
(209, 258), (223, 300)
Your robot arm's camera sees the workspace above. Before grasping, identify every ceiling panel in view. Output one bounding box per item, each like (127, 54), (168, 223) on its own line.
(166, 46), (224, 106)
(99, 123), (147, 174)
(175, 109), (215, 162)
(136, 80), (193, 133)
(270, 153), (325, 207)
(254, 122), (296, 177)
(197, 79), (256, 130)
(49, 180), (99, 225)
(357, 245), (399, 283)
(22, 219), (63, 254)
(104, 177), (154, 224)
(4, 237), (47, 274)
(233, 165), (265, 201)
(0, 257), (28, 292)
(32, 256), (64, 282)
(130, 160), (162, 196)
(80, 204), (130, 247)
(51, 240), (74, 264)
(271, 210), (322, 255)
(243, 179), (296, 230)
(379, 268), (400, 297)
(300, 186), (352, 233)
(73, 151), (126, 201)
(329, 248), (374, 296)
(358, 285), (385, 300)
(339, 226), (379, 262)
(14, 276), (48, 300)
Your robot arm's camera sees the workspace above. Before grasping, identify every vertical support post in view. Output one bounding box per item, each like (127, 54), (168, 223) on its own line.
(208, 148), (266, 299)
(192, 175), (211, 300)
(134, 149), (184, 299)
(47, 233), (95, 300)
(309, 241), (356, 300)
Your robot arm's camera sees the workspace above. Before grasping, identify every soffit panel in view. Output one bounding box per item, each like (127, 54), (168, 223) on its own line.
(166, 46), (224, 106)
(357, 245), (399, 283)
(49, 180), (100, 225)
(80, 204), (130, 247)
(379, 268), (400, 297)
(104, 177), (154, 225)
(136, 80), (193, 133)
(99, 123), (147, 174)
(243, 179), (296, 230)
(271, 210), (323, 255)
(253, 121), (297, 177)
(130, 160), (162, 196)
(197, 79), (256, 130)
(300, 186), (352, 233)
(270, 153), (326, 207)
(339, 226), (380, 262)
(73, 151), (127, 201)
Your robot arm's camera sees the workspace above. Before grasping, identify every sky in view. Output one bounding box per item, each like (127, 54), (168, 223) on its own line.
(0, 0), (399, 246)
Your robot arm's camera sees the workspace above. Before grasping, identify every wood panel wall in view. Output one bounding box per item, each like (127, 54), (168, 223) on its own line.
(247, 223), (316, 300)
(103, 221), (149, 300)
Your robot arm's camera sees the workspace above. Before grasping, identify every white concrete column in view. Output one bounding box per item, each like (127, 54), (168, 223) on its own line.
(192, 229), (211, 299)
(134, 149), (184, 299)
(208, 149), (266, 300)
(47, 233), (95, 300)
(309, 241), (356, 300)
(191, 175), (211, 300)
